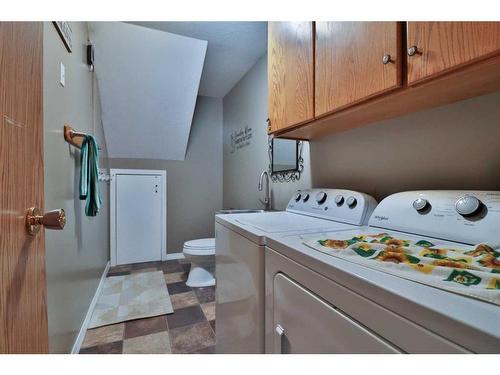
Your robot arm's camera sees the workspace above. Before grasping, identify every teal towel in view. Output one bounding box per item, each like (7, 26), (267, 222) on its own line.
(79, 135), (102, 216)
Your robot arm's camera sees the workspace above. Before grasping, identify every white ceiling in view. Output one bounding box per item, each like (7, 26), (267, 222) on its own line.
(130, 22), (268, 98)
(89, 22), (207, 160)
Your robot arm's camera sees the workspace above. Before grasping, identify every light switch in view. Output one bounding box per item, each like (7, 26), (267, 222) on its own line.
(60, 62), (65, 87)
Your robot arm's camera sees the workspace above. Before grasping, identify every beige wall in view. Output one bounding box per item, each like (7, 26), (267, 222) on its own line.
(311, 90), (500, 200)
(223, 54), (500, 210)
(223, 55), (312, 211)
(43, 22), (110, 353)
(109, 95), (223, 253)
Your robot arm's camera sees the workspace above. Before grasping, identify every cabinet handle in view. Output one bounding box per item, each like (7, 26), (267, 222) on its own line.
(382, 54), (393, 64)
(275, 323), (285, 354)
(407, 45), (420, 56)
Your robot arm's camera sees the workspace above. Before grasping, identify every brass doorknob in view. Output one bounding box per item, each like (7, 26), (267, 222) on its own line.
(26, 207), (66, 235)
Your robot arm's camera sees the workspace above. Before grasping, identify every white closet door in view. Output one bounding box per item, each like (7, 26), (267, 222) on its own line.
(116, 173), (163, 264)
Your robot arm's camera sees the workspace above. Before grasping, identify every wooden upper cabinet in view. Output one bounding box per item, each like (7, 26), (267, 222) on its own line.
(407, 22), (500, 85)
(268, 22), (314, 133)
(315, 22), (402, 117)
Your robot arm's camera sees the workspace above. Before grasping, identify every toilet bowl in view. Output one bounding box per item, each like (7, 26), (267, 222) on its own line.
(183, 238), (216, 287)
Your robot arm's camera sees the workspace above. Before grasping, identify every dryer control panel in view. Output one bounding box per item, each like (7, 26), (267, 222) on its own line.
(286, 189), (378, 226)
(369, 190), (500, 245)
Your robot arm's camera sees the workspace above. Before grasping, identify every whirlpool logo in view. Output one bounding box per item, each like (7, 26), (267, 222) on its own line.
(373, 215), (389, 221)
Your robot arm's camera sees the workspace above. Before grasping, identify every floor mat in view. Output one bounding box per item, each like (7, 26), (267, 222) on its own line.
(89, 270), (174, 328)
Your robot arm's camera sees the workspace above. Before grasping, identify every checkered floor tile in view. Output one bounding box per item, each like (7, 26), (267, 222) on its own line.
(79, 259), (216, 354)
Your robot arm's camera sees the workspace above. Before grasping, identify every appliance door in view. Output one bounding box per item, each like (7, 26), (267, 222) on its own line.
(215, 223), (265, 353)
(272, 273), (399, 353)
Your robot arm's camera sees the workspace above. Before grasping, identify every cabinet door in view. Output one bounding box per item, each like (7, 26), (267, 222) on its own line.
(272, 273), (399, 354)
(315, 22), (402, 117)
(268, 22), (314, 133)
(407, 22), (500, 85)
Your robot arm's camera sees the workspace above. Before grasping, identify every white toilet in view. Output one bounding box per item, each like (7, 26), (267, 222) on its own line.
(183, 238), (216, 287)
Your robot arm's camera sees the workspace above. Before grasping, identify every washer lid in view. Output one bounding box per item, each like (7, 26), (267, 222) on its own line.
(184, 238), (215, 249)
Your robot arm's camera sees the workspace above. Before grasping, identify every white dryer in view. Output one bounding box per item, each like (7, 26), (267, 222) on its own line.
(265, 191), (500, 353)
(215, 188), (377, 353)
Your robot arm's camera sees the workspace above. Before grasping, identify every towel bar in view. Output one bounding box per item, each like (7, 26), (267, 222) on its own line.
(64, 124), (86, 148)
(64, 124), (101, 150)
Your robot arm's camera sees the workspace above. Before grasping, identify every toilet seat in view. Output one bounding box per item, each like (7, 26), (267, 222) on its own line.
(183, 238), (215, 256)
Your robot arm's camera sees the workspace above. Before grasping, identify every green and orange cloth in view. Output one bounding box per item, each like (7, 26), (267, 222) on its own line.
(304, 233), (500, 305)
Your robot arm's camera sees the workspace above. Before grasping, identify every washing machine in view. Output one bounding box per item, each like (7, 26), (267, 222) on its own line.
(265, 191), (500, 353)
(215, 188), (377, 353)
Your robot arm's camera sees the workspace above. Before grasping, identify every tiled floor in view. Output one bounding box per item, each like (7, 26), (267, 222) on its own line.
(80, 259), (216, 354)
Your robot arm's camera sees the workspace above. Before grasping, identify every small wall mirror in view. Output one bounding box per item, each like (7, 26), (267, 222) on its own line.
(272, 139), (298, 173)
(268, 137), (304, 182)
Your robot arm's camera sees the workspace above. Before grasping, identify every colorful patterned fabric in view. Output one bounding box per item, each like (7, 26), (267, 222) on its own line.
(304, 233), (500, 305)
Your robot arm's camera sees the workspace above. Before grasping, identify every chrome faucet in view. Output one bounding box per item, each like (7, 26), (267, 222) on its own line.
(258, 170), (272, 210)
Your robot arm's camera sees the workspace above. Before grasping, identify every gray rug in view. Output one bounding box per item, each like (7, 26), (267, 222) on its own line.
(89, 270), (174, 329)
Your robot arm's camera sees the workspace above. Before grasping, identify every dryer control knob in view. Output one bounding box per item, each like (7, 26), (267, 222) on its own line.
(346, 196), (357, 207)
(334, 195), (344, 205)
(316, 191), (327, 204)
(413, 198), (429, 212)
(455, 195), (481, 216)
(302, 193), (310, 202)
(294, 193), (302, 202)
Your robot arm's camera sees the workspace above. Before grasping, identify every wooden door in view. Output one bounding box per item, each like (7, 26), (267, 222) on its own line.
(407, 22), (500, 85)
(315, 22), (402, 117)
(268, 22), (314, 133)
(0, 22), (48, 353)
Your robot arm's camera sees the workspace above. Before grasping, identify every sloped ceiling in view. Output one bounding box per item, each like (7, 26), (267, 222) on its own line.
(130, 22), (267, 98)
(89, 22), (207, 160)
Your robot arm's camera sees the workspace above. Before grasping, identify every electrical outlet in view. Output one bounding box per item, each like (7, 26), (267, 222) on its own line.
(60, 62), (65, 87)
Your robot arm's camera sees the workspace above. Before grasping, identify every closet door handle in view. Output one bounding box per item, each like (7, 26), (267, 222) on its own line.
(275, 323), (285, 354)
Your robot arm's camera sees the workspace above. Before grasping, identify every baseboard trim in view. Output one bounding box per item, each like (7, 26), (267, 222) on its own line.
(71, 261), (110, 354)
(166, 252), (185, 260)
